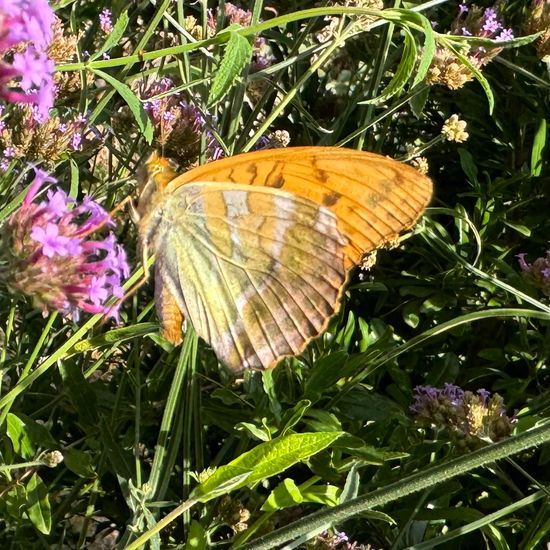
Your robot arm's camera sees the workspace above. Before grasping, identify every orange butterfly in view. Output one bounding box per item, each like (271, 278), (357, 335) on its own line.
(136, 147), (432, 371)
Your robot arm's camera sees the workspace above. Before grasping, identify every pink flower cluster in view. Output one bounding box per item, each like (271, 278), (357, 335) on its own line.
(0, 0), (55, 118)
(6, 168), (129, 320)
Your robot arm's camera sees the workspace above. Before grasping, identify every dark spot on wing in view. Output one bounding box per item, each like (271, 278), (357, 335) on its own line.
(246, 162), (258, 183)
(314, 168), (329, 183)
(323, 191), (341, 206)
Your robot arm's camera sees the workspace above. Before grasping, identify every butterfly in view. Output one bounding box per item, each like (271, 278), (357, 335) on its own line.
(136, 147), (433, 371)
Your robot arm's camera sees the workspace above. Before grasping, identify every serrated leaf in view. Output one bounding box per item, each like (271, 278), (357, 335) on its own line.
(208, 31), (252, 107)
(91, 10), (129, 61)
(26, 473), (51, 534)
(92, 68), (154, 143)
(412, 13), (435, 87)
(446, 42), (494, 113)
(191, 432), (343, 502)
(361, 26), (416, 105)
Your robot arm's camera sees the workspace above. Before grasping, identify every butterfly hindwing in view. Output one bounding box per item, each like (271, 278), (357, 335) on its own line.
(151, 182), (348, 370)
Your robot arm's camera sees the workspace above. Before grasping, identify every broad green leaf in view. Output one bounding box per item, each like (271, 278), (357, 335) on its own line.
(7, 413), (35, 459)
(261, 478), (303, 511)
(91, 10), (130, 61)
(26, 473), (51, 534)
(92, 68), (154, 143)
(7, 413), (56, 456)
(531, 118), (547, 176)
(208, 31), (253, 107)
(503, 221), (531, 237)
(185, 520), (208, 550)
(458, 148), (478, 183)
(300, 485), (340, 506)
(236, 422), (271, 442)
(64, 448), (96, 478)
(191, 432), (343, 502)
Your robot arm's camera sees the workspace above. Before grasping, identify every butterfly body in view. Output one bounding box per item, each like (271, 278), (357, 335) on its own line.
(137, 147), (432, 371)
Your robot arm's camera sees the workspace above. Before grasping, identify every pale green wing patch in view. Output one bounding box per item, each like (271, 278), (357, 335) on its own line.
(152, 183), (348, 371)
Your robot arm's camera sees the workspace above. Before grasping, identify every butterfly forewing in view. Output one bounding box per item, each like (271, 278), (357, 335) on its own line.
(163, 147), (433, 268)
(138, 147), (433, 371)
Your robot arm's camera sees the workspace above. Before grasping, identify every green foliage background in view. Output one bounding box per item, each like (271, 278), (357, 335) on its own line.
(0, 0), (549, 548)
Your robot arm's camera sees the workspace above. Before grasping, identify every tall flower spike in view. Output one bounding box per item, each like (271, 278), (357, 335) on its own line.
(2, 167), (130, 321)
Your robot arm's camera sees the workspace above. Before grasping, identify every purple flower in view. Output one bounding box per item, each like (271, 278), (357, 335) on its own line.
(11, 48), (54, 91)
(0, 0), (55, 117)
(482, 17), (501, 33)
(71, 132), (82, 150)
(517, 249), (550, 296)
(4, 167), (130, 321)
(99, 8), (113, 33)
(459, 3), (469, 14)
(496, 28), (514, 41)
(30, 222), (79, 257)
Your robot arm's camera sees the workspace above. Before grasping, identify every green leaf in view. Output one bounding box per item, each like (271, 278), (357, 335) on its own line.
(64, 448), (97, 478)
(191, 432), (343, 502)
(92, 68), (154, 143)
(185, 520), (208, 550)
(300, 485), (340, 506)
(261, 478), (303, 511)
(208, 31), (252, 107)
(91, 10), (130, 61)
(26, 473), (51, 534)
(361, 26), (417, 105)
(531, 118), (547, 176)
(445, 40), (494, 113)
(58, 361), (98, 429)
(411, 14), (436, 87)
(340, 462), (361, 502)
(66, 323), (158, 355)
(7, 413), (36, 459)
(458, 148), (479, 183)
(409, 85), (430, 119)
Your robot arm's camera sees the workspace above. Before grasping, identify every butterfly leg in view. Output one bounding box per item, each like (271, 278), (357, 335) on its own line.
(154, 263), (184, 345)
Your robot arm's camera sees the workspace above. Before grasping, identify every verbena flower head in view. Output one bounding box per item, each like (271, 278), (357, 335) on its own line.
(3, 167), (129, 321)
(411, 384), (514, 449)
(140, 78), (223, 164)
(0, 0), (55, 118)
(99, 8), (113, 34)
(426, 3), (514, 90)
(0, 108), (90, 167)
(525, 0), (550, 59)
(517, 249), (550, 296)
